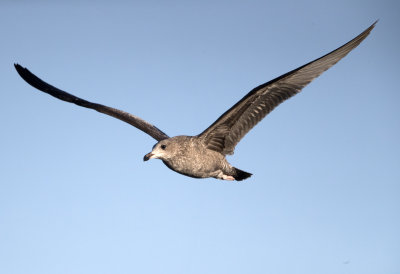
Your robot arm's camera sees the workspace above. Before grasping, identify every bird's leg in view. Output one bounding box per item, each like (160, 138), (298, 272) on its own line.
(222, 174), (235, 181)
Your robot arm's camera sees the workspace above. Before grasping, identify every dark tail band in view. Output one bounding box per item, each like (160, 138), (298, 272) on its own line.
(233, 168), (252, 181)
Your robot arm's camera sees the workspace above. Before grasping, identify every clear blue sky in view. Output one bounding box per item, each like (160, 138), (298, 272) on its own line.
(1, 1), (399, 274)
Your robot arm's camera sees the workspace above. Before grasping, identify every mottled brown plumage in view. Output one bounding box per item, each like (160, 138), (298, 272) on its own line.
(15, 22), (376, 181)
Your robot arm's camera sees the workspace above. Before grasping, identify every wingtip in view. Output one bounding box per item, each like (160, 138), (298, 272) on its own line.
(14, 63), (28, 79)
(363, 20), (378, 38)
(14, 63), (24, 73)
(367, 20), (378, 32)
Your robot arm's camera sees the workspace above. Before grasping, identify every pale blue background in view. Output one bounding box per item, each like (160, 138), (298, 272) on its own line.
(1, 1), (399, 274)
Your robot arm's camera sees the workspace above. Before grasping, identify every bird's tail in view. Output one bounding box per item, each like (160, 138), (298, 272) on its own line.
(233, 168), (252, 181)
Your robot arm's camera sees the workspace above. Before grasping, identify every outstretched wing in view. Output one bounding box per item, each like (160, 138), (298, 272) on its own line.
(198, 21), (376, 155)
(15, 64), (169, 141)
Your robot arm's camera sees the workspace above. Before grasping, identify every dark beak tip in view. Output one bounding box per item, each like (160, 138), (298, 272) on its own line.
(143, 153), (152, 162)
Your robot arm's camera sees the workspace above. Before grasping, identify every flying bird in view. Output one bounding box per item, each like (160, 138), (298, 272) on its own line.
(15, 22), (376, 181)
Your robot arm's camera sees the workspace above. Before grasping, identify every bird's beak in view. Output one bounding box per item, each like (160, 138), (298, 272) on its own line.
(143, 152), (154, 161)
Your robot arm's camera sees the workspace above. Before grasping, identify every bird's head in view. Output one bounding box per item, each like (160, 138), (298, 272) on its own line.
(144, 136), (190, 162)
(143, 138), (175, 161)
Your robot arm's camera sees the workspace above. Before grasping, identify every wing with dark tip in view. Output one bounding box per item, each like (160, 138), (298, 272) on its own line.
(198, 21), (376, 155)
(14, 64), (169, 141)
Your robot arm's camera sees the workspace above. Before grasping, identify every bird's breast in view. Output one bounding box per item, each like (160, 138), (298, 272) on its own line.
(162, 142), (226, 178)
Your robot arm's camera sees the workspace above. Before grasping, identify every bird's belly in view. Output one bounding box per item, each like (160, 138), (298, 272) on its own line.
(162, 152), (225, 179)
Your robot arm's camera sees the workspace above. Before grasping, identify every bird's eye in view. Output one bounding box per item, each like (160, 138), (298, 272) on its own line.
(161, 144), (167, 150)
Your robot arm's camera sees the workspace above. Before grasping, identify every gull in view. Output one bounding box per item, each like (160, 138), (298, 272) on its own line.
(14, 22), (376, 181)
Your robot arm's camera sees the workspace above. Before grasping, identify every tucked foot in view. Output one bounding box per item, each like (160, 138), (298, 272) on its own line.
(222, 175), (235, 181)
